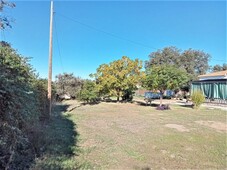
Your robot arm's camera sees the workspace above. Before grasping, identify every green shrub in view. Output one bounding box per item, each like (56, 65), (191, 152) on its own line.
(80, 80), (99, 103)
(0, 41), (50, 169)
(191, 90), (205, 109)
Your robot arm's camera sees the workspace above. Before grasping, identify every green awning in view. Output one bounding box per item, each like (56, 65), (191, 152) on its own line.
(191, 81), (227, 99)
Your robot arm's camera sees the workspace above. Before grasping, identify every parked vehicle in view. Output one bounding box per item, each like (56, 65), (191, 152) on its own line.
(164, 90), (175, 99)
(144, 92), (161, 99)
(144, 92), (161, 105)
(144, 91), (174, 105)
(56, 93), (71, 101)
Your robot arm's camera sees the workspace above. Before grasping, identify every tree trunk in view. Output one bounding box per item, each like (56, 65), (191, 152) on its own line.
(160, 91), (164, 106)
(117, 89), (120, 102)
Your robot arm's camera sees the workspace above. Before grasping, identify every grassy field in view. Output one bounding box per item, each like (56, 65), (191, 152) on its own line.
(33, 100), (227, 169)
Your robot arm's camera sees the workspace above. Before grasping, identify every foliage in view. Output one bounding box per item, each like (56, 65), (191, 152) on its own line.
(55, 73), (83, 98)
(31, 78), (50, 117)
(143, 65), (189, 106)
(0, 0), (15, 29)
(80, 80), (99, 103)
(0, 41), (49, 169)
(146, 46), (211, 81)
(122, 89), (134, 101)
(91, 56), (144, 101)
(191, 90), (205, 109)
(212, 64), (227, 72)
(181, 49), (210, 80)
(146, 46), (181, 68)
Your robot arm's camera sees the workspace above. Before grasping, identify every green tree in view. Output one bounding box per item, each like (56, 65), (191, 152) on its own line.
(181, 49), (210, 80)
(143, 65), (189, 106)
(146, 46), (181, 68)
(80, 80), (98, 103)
(91, 56), (144, 102)
(146, 47), (211, 81)
(55, 73), (83, 98)
(212, 64), (227, 72)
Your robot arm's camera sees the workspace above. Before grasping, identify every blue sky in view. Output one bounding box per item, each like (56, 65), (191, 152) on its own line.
(1, 1), (226, 79)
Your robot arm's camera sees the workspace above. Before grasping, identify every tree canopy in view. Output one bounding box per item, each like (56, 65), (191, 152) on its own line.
(143, 65), (189, 105)
(91, 56), (144, 101)
(146, 46), (181, 68)
(55, 73), (83, 98)
(146, 46), (211, 80)
(212, 64), (227, 72)
(181, 49), (210, 79)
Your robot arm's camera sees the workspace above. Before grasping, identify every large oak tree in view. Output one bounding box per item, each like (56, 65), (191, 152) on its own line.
(146, 46), (211, 81)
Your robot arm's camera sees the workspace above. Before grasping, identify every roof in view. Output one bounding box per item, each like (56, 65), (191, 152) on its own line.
(198, 70), (227, 78)
(192, 79), (227, 83)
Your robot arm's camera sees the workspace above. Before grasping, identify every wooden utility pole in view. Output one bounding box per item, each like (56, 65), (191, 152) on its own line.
(48, 0), (53, 116)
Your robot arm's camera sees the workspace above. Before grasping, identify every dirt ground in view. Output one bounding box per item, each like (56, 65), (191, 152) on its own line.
(61, 100), (227, 169)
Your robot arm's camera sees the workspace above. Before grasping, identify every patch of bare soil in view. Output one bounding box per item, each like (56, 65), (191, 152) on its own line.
(195, 121), (227, 132)
(165, 124), (190, 132)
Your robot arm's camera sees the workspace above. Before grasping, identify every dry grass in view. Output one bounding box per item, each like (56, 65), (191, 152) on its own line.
(34, 100), (227, 169)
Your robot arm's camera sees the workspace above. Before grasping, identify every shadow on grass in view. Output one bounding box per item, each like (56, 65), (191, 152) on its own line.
(134, 100), (159, 107)
(178, 104), (193, 109)
(133, 165), (151, 170)
(80, 101), (101, 106)
(33, 103), (80, 170)
(102, 98), (135, 104)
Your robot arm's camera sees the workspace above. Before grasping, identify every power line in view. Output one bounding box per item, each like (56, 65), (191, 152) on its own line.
(55, 12), (226, 63)
(56, 12), (158, 50)
(53, 13), (65, 73)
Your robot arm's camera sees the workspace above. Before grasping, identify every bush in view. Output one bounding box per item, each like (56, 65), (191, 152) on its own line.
(80, 80), (99, 103)
(191, 90), (205, 109)
(0, 42), (49, 169)
(122, 89), (134, 101)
